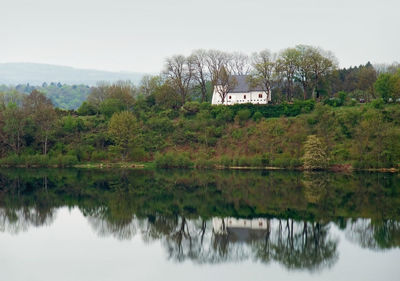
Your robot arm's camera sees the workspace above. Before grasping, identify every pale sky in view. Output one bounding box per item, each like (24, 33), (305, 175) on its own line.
(1, 0), (399, 73)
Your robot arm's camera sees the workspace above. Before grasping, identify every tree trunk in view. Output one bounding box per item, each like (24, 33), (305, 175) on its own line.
(44, 134), (48, 155)
(201, 82), (207, 102)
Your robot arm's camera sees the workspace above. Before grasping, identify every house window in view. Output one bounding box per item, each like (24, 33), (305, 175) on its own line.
(229, 96), (232, 99)
(244, 95), (246, 99)
(259, 94), (263, 98)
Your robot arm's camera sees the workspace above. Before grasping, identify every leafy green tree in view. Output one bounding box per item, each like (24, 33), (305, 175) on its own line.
(1, 103), (26, 155)
(23, 90), (56, 155)
(77, 101), (97, 116)
(153, 82), (181, 110)
(108, 111), (138, 160)
(100, 98), (126, 118)
(374, 73), (396, 102)
(302, 135), (329, 170)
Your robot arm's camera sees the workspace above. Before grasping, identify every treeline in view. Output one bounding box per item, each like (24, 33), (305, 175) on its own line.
(0, 82), (91, 109)
(159, 46), (400, 105)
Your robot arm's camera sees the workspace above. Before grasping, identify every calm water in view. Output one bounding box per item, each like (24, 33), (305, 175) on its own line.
(0, 169), (399, 281)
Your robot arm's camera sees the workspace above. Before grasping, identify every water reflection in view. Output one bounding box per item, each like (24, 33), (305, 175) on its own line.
(0, 207), (55, 234)
(345, 219), (400, 250)
(0, 168), (399, 272)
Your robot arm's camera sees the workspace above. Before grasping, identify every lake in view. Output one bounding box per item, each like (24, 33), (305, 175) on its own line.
(0, 169), (399, 281)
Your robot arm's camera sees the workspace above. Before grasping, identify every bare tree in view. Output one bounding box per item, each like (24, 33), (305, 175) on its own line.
(139, 75), (162, 96)
(164, 55), (194, 105)
(308, 48), (337, 98)
(214, 66), (238, 104)
(228, 52), (251, 75)
(189, 50), (209, 102)
(277, 48), (300, 101)
(205, 50), (230, 88)
(295, 45), (314, 100)
(87, 81), (109, 108)
(205, 50), (238, 104)
(250, 49), (277, 101)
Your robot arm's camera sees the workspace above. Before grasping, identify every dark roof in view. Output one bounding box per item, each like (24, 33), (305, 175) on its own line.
(227, 227), (269, 242)
(229, 75), (264, 93)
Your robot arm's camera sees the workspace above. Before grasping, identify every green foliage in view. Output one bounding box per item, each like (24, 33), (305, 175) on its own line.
(77, 102), (97, 116)
(100, 98), (126, 118)
(0, 154), (78, 167)
(302, 135), (329, 170)
(108, 111), (137, 160)
(1, 77), (400, 170)
(236, 109), (252, 122)
(181, 101), (200, 116)
(253, 111), (263, 122)
(154, 152), (193, 168)
(374, 73), (397, 102)
(370, 98), (385, 109)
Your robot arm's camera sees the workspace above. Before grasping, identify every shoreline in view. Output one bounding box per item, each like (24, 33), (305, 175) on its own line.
(0, 162), (398, 173)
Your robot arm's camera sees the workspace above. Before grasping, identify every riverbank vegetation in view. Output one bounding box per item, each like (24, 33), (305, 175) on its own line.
(0, 46), (400, 170)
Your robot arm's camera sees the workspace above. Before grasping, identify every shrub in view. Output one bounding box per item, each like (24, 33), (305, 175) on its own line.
(236, 109), (252, 122)
(194, 158), (215, 169)
(91, 151), (108, 161)
(302, 135), (329, 170)
(371, 98), (385, 109)
(129, 147), (148, 161)
(154, 152), (193, 168)
(219, 156), (232, 167)
(253, 111), (263, 122)
(261, 153), (270, 166)
(213, 106), (234, 122)
(181, 101), (200, 116)
(271, 157), (292, 168)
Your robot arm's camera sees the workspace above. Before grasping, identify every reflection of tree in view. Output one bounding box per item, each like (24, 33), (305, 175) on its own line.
(346, 219), (400, 250)
(302, 172), (328, 204)
(85, 189), (138, 240)
(87, 213), (137, 240)
(139, 216), (338, 271)
(257, 219), (338, 271)
(0, 207), (56, 234)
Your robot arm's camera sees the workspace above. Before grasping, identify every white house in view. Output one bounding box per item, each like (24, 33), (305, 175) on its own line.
(211, 75), (271, 105)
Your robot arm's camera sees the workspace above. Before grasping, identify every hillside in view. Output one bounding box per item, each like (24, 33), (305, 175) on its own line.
(0, 63), (145, 86)
(1, 93), (400, 171)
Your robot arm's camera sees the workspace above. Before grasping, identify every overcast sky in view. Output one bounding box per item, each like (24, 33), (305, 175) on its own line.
(1, 0), (399, 73)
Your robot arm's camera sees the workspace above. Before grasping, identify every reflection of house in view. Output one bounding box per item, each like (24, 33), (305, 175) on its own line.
(211, 75), (271, 105)
(212, 217), (270, 242)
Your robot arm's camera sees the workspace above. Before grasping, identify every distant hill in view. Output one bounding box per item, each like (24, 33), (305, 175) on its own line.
(0, 63), (146, 86)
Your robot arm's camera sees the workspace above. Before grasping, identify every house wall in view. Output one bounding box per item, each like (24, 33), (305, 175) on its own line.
(211, 87), (271, 105)
(212, 217), (270, 234)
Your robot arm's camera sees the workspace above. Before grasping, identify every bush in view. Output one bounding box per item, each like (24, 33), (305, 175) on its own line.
(194, 158), (215, 169)
(219, 156), (232, 167)
(302, 135), (329, 170)
(271, 157), (292, 168)
(91, 151), (108, 161)
(253, 111), (263, 122)
(129, 147), (148, 161)
(236, 109), (252, 122)
(77, 102), (97, 116)
(212, 105), (234, 122)
(371, 98), (385, 109)
(181, 101), (200, 116)
(154, 152), (193, 168)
